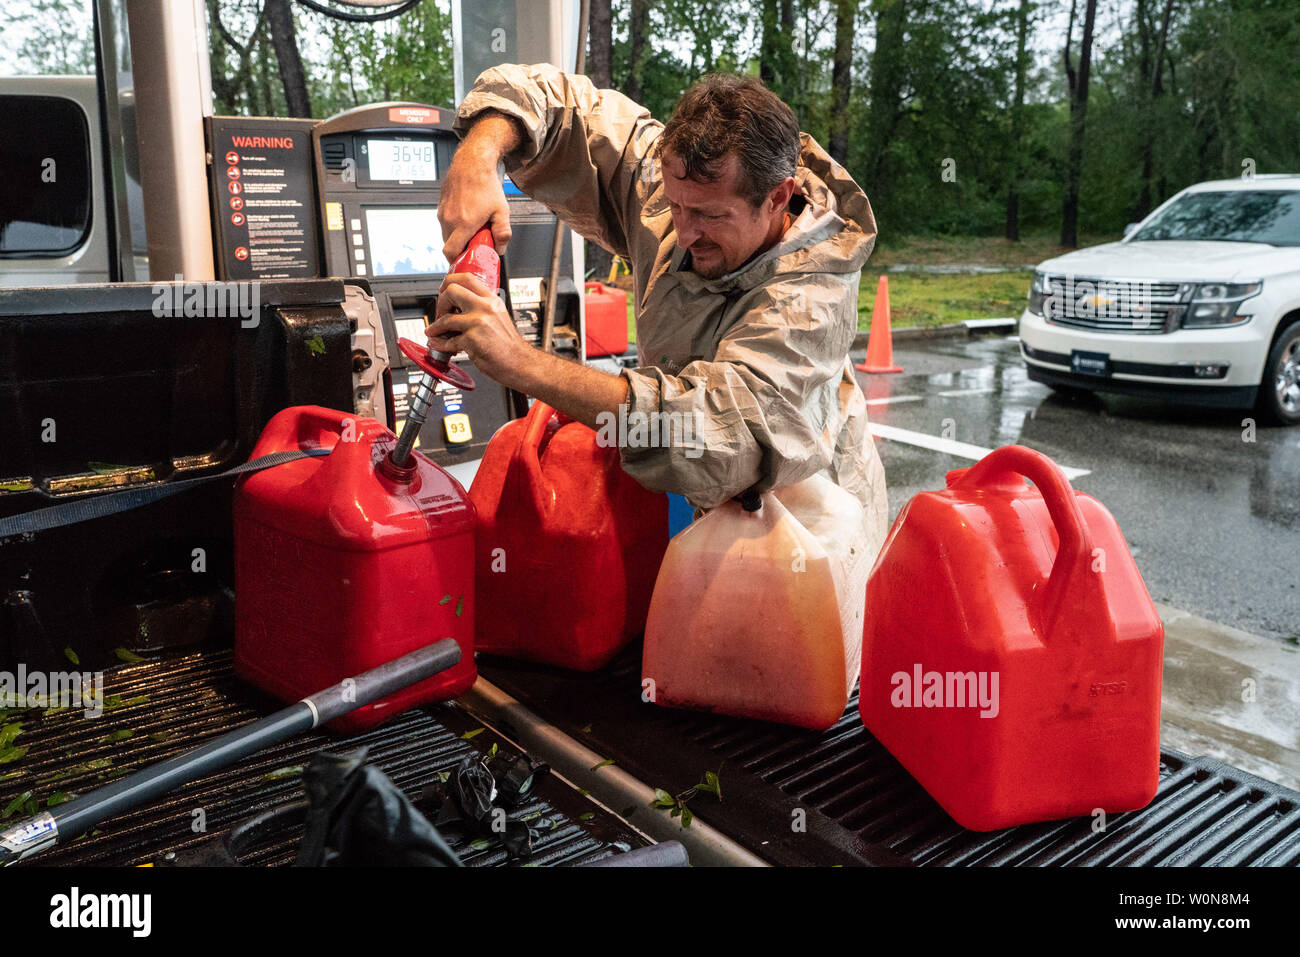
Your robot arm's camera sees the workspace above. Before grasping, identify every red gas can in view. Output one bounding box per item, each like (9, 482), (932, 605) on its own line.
(859, 445), (1163, 831)
(583, 282), (629, 358)
(469, 399), (668, 670)
(234, 405), (477, 732)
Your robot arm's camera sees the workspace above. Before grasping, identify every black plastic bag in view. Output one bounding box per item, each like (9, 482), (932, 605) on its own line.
(295, 747), (461, 867)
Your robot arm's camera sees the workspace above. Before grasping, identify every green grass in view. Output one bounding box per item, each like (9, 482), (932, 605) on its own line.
(616, 232), (1105, 339)
(869, 231), (1117, 269)
(858, 270), (1033, 331)
(624, 270), (1034, 338)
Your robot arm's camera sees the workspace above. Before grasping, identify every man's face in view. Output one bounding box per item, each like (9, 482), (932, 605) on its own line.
(662, 150), (781, 280)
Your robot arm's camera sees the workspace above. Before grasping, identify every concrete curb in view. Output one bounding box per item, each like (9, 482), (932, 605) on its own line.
(1155, 602), (1299, 791)
(851, 317), (1017, 352)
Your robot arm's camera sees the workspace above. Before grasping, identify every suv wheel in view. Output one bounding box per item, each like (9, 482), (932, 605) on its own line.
(1257, 322), (1300, 426)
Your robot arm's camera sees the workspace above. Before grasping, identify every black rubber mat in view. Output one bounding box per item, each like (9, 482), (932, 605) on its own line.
(1, 649), (647, 867)
(479, 647), (1300, 867)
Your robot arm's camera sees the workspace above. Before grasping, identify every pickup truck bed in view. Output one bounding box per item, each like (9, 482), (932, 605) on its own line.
(479, 650), (1300, 866)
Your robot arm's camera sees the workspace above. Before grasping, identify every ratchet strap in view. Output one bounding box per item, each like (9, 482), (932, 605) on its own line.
(0, 447), (331, 540)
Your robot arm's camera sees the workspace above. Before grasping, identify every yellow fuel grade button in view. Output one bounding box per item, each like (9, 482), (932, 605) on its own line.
(443, 413), (472, 443)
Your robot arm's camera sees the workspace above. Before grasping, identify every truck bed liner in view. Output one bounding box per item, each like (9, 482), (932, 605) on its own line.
(2, 649), (647, 866)
(478, 649), (1300, 867)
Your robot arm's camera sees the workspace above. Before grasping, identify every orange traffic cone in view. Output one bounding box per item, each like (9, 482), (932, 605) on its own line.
(855, 275), (903, 374)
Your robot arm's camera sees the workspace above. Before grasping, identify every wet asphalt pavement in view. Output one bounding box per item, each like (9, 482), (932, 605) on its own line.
(852, 333), (1300, 644)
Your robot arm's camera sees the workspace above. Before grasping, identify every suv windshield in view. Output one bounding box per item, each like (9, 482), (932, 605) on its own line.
(1129, 189), (1300, 246)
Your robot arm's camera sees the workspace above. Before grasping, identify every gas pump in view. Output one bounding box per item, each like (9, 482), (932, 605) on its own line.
(312, 101), (530, 465)
(205, 101), (580, 465)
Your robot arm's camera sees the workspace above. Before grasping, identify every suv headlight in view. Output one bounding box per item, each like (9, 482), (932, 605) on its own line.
(1182, 281), (1262, 328)
(1027, 272), (1051, 316)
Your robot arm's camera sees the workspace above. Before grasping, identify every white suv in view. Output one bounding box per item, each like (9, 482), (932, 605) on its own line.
(1019, 175), (1300, 425)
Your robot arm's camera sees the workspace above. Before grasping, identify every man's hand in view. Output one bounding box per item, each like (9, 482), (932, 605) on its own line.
(426, 272), (530, 387)
(438, 112), (524, 259)
(425, 272), (630, 430)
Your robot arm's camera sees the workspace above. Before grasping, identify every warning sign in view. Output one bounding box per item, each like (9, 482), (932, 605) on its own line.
(206, 116), (321, 281)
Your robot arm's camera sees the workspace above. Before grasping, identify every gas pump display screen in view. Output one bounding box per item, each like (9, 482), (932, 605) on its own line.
(365, 207), (450, 276)
(366, 138), (437, 181)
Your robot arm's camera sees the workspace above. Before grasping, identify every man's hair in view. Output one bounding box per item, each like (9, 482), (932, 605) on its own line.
(656, 74), (800, 209)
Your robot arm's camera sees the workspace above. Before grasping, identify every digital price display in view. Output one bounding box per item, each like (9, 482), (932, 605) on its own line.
(366, 139), (437, 181)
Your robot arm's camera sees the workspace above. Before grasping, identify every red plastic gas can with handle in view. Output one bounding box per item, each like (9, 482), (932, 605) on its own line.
(859, 445), (1164, 831)
(234, 405), (477, 732)
(469, 399), (668, 670)
(583, 282), (629, 358)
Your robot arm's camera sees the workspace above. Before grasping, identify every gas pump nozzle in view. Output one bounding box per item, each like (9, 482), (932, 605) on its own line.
(382, 228), (499, 480)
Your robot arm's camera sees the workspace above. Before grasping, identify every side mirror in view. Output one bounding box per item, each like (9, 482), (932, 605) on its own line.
(1123, 223), (1140, 238)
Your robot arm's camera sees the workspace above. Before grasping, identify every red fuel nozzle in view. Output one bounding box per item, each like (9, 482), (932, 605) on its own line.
(385, 228), (499, 478)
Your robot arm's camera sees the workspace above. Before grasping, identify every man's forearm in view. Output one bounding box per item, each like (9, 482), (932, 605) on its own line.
(509, 349), (631, 431)
(460, 110), (526, 164)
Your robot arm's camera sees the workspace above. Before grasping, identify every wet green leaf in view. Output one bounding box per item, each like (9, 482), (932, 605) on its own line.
(467, 837), (493, 851)
(700, 770), (722, 801)
(579, 812), (594, 822)
(0, 723), (21, 749)
(113, 648), (146, 663)
(486, 743), (498, 759)
(591, 759), (615, 772)
(305, 335), (326, 355)
(681, 807), (694, 828)
(650, 788), (675, 809)
(63, 647), (80, 666)
(100, 729), (134, 745)
(0, 745), (28, 765)
(46, 791), (74, 808)
(580, 724), (592, 734)
(148, 731), (175, 742)
(1, 790), (32, 819)
(103, 694), (149, 711)
(454, 595), (464, 617)
(669, 805), (681, 818)
(460, 728), (484, 740)
(259, 766), (304, 784)
(439, 594), (452, 605)
(0, 481), (34, 493)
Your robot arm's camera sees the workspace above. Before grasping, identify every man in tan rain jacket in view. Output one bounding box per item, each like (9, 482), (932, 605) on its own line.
(428, 62), (887, 534)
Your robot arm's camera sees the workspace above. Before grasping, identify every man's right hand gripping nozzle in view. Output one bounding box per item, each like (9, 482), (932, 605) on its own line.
(438, 112), (523, 261)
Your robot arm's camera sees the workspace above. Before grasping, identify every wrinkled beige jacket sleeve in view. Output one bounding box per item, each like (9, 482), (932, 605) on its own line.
(454, 62), (659, 259)
(455, 64), (885, 521)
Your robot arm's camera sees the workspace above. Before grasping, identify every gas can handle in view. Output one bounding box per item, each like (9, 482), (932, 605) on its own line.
(951, 445), (1095, 637)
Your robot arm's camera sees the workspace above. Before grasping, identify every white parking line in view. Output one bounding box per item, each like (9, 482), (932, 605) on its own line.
(868, 422), (1092, 479)
(864, 395), (924, 406)
(937, 388), (994, 398)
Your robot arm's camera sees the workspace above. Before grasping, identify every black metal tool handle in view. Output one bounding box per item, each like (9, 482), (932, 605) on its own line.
(0, 639), (462, 865)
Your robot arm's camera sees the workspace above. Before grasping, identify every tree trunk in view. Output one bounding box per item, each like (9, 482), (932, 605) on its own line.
(760, 0), (779, 87)
(865, 0), (907, 196)
(1005, 0), (1032, 241)
(1136, 0), (1176, 217)
(1060, 0), (1097, 248)
(829, 0), (855, 164)
(626, 0), (649, 104)
(266, 0), (311, 117)
(588, 0), (612, 89)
